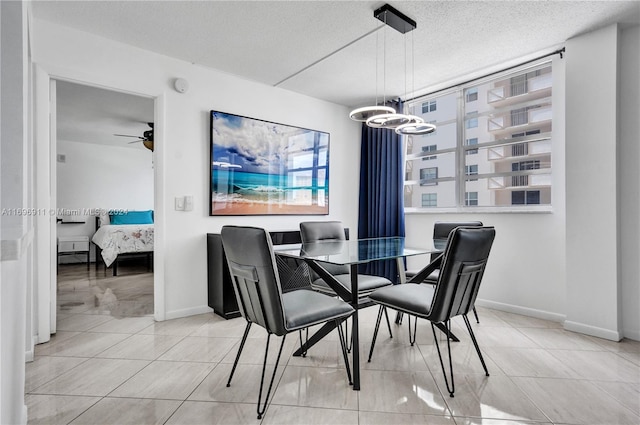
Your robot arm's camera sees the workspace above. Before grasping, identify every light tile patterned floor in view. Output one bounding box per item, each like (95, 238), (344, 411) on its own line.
(26, 264), (640, 424)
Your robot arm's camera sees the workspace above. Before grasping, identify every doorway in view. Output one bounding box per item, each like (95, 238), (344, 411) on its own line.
(54, 80), (155, 325)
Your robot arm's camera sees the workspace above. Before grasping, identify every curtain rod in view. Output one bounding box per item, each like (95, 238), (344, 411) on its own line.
(403, 47), (565, 103)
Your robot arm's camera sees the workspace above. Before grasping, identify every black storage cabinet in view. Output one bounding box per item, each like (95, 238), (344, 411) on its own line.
(207, 233), (240, 319)
(207, 230), (303, 319)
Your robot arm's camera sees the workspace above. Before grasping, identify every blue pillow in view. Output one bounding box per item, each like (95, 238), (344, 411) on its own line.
(110, 210), (154, 225)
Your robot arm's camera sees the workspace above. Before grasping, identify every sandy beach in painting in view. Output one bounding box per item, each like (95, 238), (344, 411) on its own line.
(211, 200), (327, 215)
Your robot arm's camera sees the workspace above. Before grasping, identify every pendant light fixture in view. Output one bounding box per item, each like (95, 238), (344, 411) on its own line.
(349, 105), (396, 122)
(348, 10), (395, 122)
(395, 25), (436, 136)
(348, 4), (436, 136)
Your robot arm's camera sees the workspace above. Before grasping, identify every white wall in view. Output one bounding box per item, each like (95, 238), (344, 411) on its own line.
(619, 25), (640, 340)
(565, 24), (621, 341)
(56, 140), (154, 261)
(1, 1), (29, 423)
(31, 19), (361, 321)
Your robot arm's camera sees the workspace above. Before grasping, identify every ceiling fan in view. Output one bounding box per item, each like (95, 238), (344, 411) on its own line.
(114, 122), (154, 151)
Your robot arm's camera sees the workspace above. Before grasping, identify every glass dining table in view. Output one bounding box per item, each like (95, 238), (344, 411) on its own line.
(274, 236), (444, 390)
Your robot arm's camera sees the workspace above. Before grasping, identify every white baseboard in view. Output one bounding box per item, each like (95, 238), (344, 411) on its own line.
(163, 305), (213, 321)
(564, 320), (622, 342)
(469, 299), (633, 342)
(25, 333), (41, 362)
(622, 329), (640, 342)
(475, 298), (566, 323)
(21, 404), (28, 425)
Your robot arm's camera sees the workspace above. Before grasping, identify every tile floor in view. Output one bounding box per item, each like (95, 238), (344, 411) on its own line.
(26, 265), (640, 424)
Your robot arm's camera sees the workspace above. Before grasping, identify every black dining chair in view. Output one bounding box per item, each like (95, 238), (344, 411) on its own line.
(221, 225), (354, 419)
(405, 221), (483, 323)
(367, 226), (495, 397)
(299, 221), (395, 345)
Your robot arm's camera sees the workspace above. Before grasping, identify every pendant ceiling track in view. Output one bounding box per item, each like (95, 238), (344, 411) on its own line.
(349, 4), (436, 136)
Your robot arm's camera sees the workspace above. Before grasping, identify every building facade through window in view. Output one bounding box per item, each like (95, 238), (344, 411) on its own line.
(403, 61), (553, 210)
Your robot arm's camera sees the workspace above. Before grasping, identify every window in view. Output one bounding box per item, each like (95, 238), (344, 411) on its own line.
(465, 164), (478, 181)
(512, 190), (540, 205)
(512, 160), (540, 186)
(403, 60), (553, 210)
(513, 160), (540, 171)
(511, 107), (528, 126)
(422, 100), (436, 113)
(421, 144), (437, 160)
(465, 113), (478, 129)
(419, 167), (438, 186)
(512, 143), (528, 156)
(511, 129), (539, 156)
(510, 74), (528, 96)
(512, 129), (540, 138)
(421, 193), (437, 207)
(466, 138), (478, 155)
(466, 88), (478, 102)
(465, 192), (478, 206)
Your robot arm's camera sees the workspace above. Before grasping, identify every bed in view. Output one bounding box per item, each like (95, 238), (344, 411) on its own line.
(92, 210), (154, 276)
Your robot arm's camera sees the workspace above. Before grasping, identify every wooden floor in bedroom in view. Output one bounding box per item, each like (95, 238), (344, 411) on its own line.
(56, 262), (154, 321)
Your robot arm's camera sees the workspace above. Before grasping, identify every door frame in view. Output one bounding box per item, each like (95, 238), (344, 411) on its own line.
(34, 64), (166, 343)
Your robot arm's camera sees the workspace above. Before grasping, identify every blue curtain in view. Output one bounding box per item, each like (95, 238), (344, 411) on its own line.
(358, 120), (406, 283)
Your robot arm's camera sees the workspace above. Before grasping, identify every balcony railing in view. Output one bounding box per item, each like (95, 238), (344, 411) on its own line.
(488, 104), (552, 132)
(488, 173), (551, 189)
(488, 139), (551, 161)
(487, 73), (552, 104)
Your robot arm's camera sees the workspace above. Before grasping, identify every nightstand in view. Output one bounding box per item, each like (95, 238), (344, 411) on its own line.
(57, 236), (90, 270)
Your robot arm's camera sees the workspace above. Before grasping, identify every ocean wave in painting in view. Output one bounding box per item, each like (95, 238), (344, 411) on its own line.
(213, 193), (278, 205)
(212, 169), (321, 203)
(234, 185), (285, 194)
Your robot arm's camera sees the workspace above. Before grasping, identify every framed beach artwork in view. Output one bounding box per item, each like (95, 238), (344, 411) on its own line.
(209, 110), (330, 216)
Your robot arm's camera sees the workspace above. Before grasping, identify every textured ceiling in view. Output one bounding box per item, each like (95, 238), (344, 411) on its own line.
(32, 1), (640, 107)
(34, 1), (640, 147)
(56, 81), (154, 149)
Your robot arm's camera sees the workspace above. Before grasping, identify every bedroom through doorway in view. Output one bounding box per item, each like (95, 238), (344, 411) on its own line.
(54, 80), (155, 324)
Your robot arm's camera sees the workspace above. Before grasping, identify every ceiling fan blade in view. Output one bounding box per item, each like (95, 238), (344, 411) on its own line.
(114, 134), (143, 138)
(127, 140), (142, 144)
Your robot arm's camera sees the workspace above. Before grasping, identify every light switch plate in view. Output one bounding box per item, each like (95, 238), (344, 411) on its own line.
(184, 195), (193, 211)
(175, 197), (185, 211)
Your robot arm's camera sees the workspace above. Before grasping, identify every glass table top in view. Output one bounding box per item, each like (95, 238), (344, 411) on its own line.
(274, 236), (445, 265)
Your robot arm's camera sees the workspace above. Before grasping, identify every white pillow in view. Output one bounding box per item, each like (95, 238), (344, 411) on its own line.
(98, 210), (110, 227)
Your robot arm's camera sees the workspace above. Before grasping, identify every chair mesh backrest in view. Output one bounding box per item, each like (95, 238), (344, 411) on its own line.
(221, 226), (287, 336)
(299, 221), (349, 276)
(275, 255), (312, 293)
(428, 227), (495, 324)
(431, 221), (483, 262)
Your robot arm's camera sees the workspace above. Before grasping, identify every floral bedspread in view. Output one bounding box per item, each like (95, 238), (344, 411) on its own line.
(92, 224), (154, 267)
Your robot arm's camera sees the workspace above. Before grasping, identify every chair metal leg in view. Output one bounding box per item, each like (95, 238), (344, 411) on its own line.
(341, 319), (353, 353)
(433, 322), (460, 342)
(472, 306), (480, 324)
(463, 314), (489, 376)
(336, 320), (353, 385)
(227, 322), (252, 387)
(367, 305), (385, 362)
(256, 333), (287, 420)
(431, 319), (455, 397)
(292, 320), (339, 356)
(383, 306), (393, 338)
(408, 314), (418, 346)
(298, 328), (308, 357)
